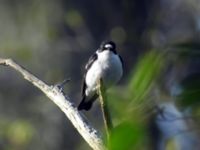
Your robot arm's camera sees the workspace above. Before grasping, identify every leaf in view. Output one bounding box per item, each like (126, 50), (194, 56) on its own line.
(128, 50), (165, 102)
(108, 121), (145, 150)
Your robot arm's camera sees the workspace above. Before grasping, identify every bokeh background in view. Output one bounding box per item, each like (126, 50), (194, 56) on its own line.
(0, 0), (200, 150)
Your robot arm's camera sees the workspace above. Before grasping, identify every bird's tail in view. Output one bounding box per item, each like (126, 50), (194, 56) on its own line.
(78, 97), (93, 111)
(78, 94), (98, 111)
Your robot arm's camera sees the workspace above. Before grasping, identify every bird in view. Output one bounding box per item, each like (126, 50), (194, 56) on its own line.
(78, 41), (123, 111)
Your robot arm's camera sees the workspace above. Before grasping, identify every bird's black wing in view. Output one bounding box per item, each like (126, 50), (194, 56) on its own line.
(81, 53), (98, 96)
(85, 53), (98, 71)
(78, 53), (98, 111)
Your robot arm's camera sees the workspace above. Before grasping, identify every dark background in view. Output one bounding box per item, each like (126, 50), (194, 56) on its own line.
(0, 0), (199, 149)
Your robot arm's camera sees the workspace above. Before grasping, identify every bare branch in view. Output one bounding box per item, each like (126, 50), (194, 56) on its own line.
(0, 58), (106, 150)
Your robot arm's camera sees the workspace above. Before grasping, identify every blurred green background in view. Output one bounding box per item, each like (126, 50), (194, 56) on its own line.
(0, 0), (200, 150)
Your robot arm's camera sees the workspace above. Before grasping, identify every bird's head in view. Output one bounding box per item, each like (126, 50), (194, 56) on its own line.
(98, 41), (117, 54)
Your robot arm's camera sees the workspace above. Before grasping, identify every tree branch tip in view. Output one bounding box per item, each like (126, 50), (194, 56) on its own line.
(0, 58), (13, 65)
(55, 78), (71, 90)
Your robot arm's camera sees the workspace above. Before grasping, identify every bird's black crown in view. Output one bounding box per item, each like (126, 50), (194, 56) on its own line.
(99, 41), (117, 53)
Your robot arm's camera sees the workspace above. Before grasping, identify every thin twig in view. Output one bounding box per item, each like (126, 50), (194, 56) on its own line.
(0, 58), (105, 150)
(98, 79), (113, 141)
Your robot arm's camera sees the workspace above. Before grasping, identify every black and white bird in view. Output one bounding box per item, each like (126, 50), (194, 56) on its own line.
(78, 41), (123, 111)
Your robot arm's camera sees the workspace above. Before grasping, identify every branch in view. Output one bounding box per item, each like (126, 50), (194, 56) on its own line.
(98, 79), (113, 141)
(0, 58), (106, 150)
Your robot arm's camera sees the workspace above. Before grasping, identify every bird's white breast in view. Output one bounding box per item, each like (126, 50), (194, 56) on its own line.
(85, 50), (123, 96)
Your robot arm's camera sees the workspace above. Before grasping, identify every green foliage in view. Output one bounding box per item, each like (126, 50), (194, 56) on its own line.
(128, 50), (165, 102)
(108, 50), (167, 116)
(107, 87), (129, 120)
(109, 50), (166, 118)
(178, 73), (200, 107)
(107, 50), (167, 150)
(108, 121), (145, 150)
